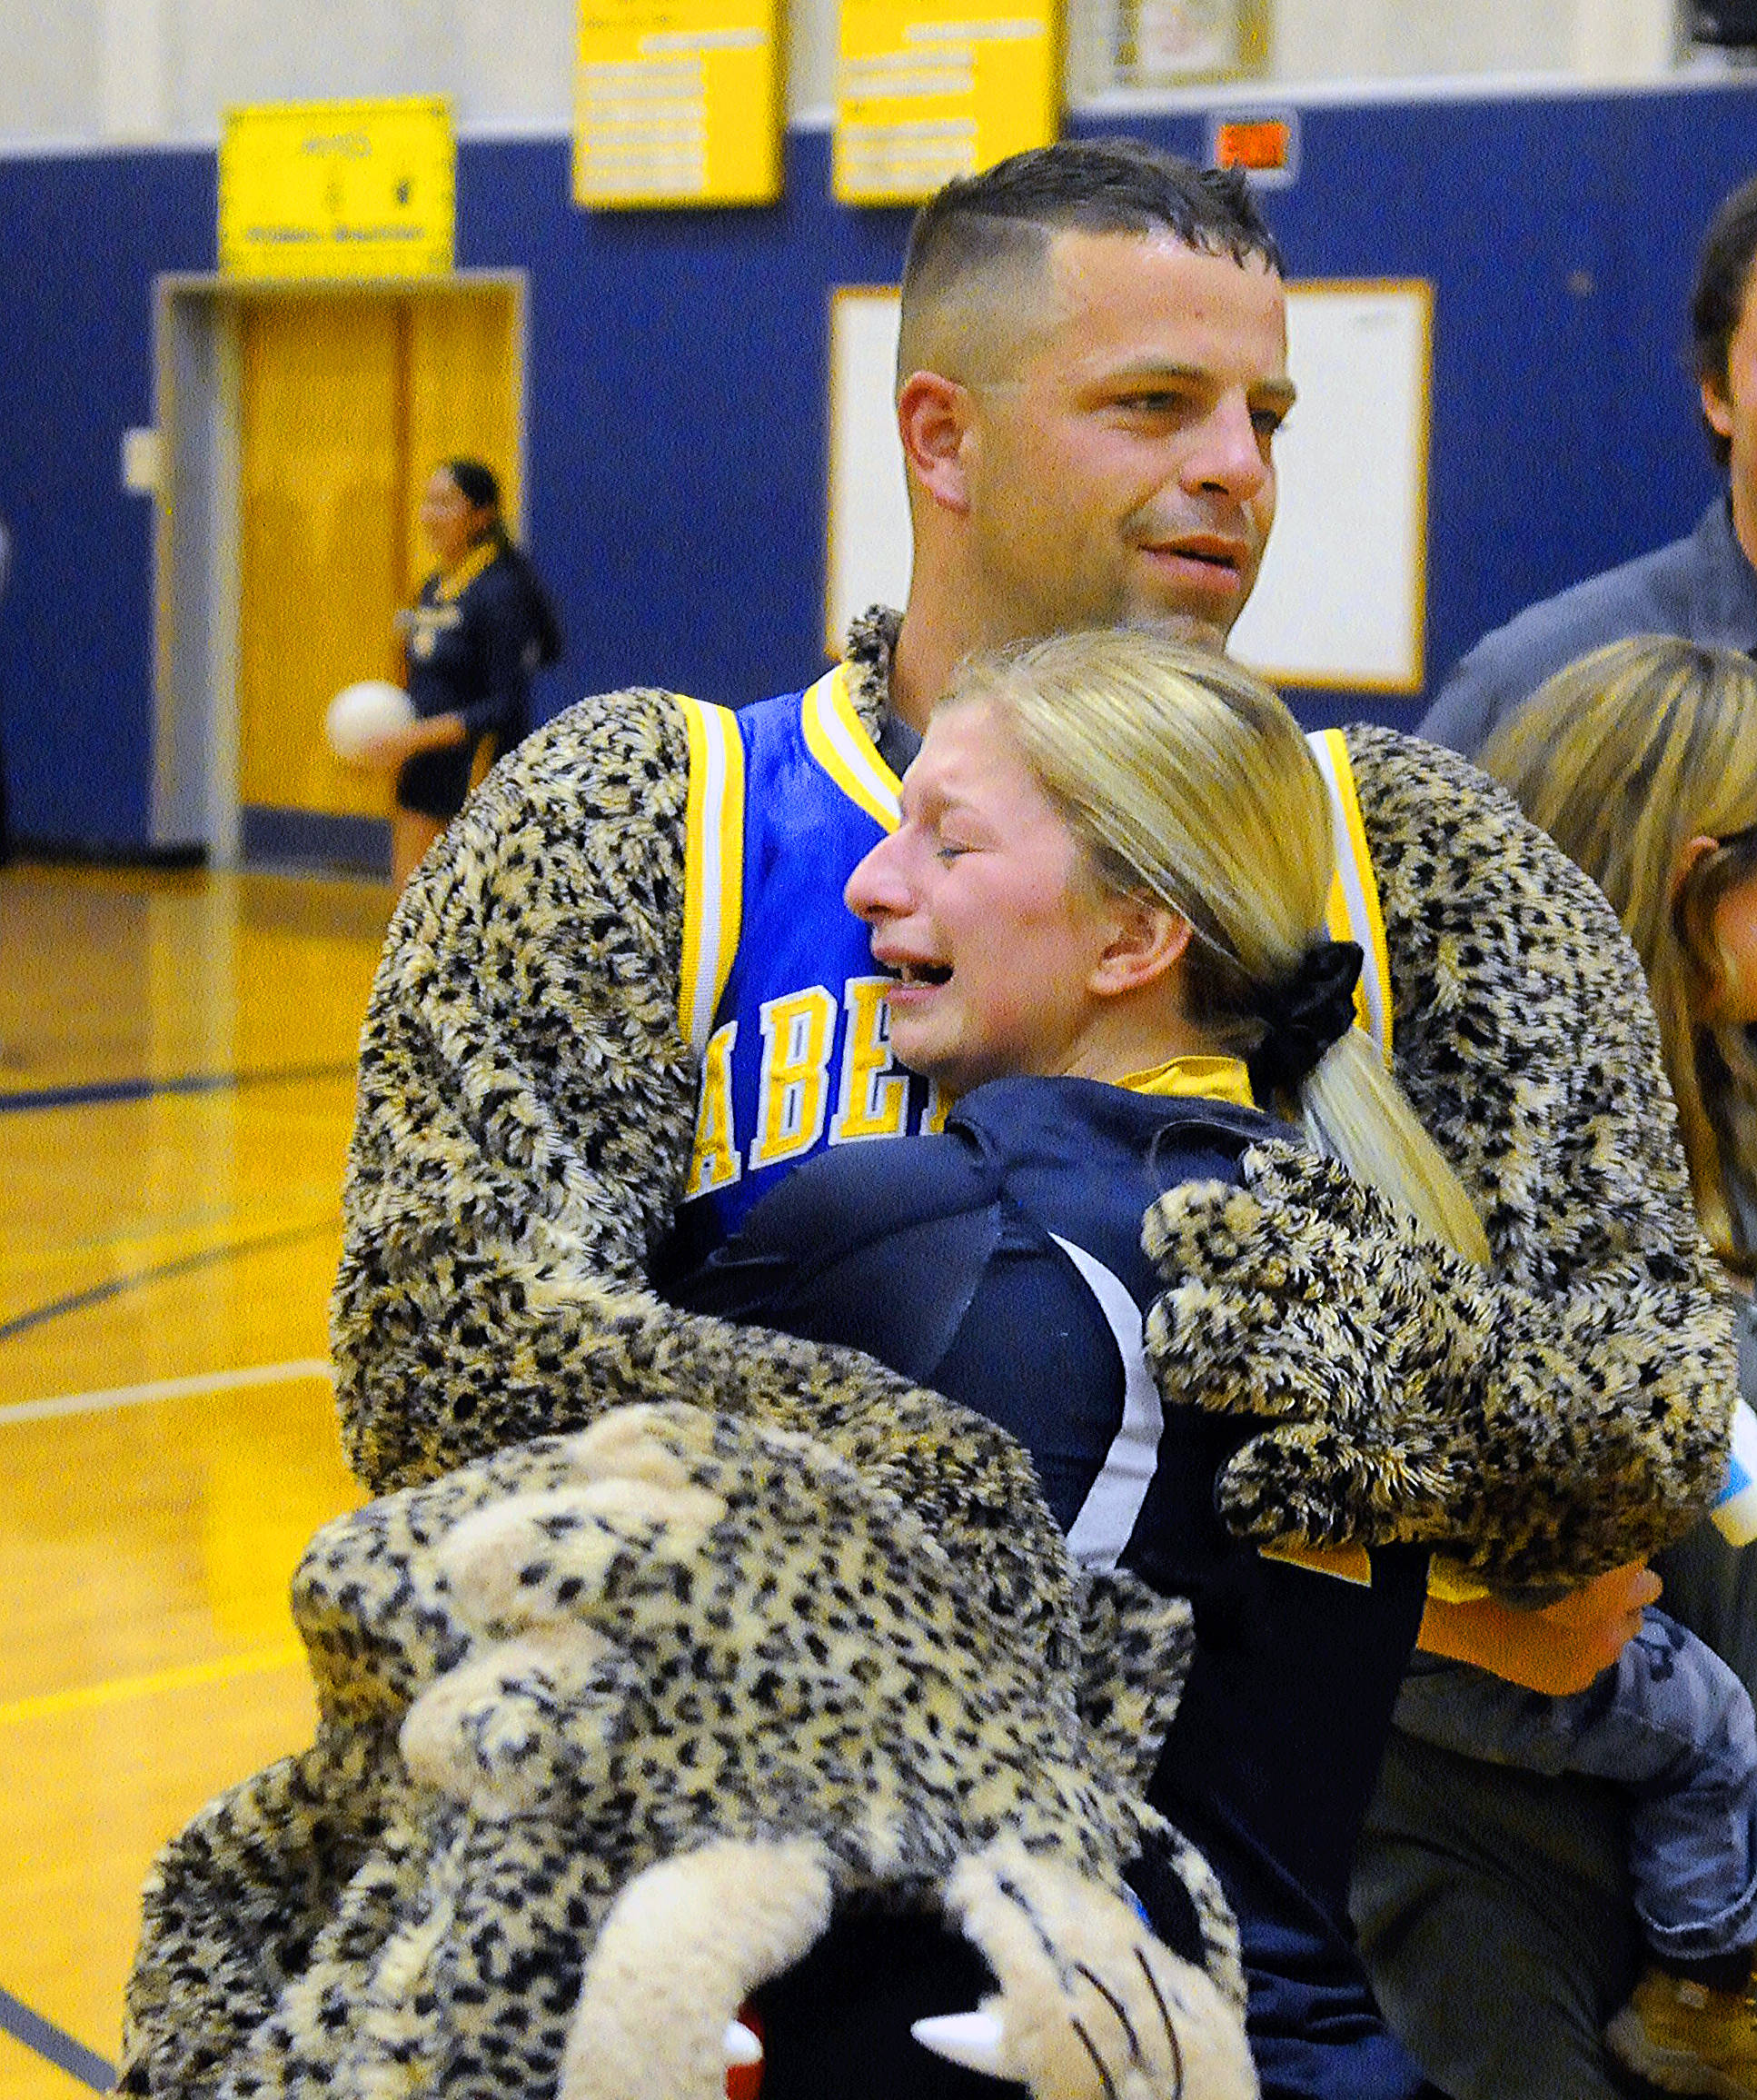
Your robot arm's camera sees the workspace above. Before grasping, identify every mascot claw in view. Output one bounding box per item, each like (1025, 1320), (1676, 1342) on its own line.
(723, 2020), (763, 2067)
(913, 2009), (1007, 2075)
(940, 1842), (1259, 2099)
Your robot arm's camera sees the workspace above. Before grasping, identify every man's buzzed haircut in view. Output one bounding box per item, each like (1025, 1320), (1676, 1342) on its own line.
(897, 136), (1282, 385)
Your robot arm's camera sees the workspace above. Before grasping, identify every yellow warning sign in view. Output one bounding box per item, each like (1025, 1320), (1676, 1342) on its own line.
(575, 0), (783, 207)
(834, 0), (1059, 205)
(220, 97), (455, 281)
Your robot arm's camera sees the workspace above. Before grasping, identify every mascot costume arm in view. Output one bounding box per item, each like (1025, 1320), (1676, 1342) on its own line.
(1147, 726), (1735, 1587)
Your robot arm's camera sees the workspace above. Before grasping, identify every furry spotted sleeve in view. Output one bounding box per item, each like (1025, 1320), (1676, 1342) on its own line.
(1353, 725), (1734, 1576)
(1144, 726), (1734, 1589)
(332, 685), (700, 1488)
(1346, 724), (1709, 1299)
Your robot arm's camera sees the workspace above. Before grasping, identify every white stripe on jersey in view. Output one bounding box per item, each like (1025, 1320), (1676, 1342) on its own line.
(1054, 1234), (1163, 1572)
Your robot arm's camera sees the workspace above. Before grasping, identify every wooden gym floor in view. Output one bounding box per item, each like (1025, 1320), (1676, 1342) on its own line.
(0, 860), (392, 2099)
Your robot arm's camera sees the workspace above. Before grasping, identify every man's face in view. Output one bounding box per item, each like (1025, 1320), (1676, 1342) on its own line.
(1704, 266), (1757, 562)
(958, 229), (1292, 652)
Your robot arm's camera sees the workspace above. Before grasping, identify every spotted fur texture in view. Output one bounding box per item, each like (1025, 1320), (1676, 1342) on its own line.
(1338, 724), (1734, 1578)
(124, 1406), (1236, 2100)
(1147, 1142), (1729, 1587)
(121, 608), (1733, 2094)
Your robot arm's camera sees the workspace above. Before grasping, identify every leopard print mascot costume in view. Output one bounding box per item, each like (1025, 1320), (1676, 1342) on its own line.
(119, 612), (1735, 2100)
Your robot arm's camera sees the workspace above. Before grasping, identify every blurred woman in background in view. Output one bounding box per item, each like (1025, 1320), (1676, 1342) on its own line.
(374, 457), (562, 889)
(1482, 634), (1757, 1273)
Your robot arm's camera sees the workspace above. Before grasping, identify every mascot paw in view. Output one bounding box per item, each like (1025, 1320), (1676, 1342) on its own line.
(1214, 1418), (1455, 1550)
(927, 1841), (1258, 2100)
(1142, 1140), (1492, 1549)
(403, 1401), (1157, 1876)
(379, 1405), (1243, 2100)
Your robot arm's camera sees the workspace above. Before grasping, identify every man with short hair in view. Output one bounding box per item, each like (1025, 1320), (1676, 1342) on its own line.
(123, 140), (1732, 2100)
(1421, 170), (1757, 756)
(333, 136), (1723, 2094)
(886, 140), (1290, 719)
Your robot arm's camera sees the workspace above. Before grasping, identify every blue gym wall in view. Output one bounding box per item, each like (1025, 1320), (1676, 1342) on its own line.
(0, 83), (1751, 852)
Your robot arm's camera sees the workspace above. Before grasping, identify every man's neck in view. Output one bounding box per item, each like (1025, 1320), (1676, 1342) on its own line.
(886, 592), (1245, 730)
(886, 609), (957, 735)
(1732, 475), (1757, 580)
(886, 559), (1004, 732)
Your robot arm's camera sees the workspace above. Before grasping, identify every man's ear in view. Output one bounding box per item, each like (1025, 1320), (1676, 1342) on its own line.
(1673, 832), (1720, 902)
(898, 370), (975, 515)
(1089, 902), (1194, 998)
(1702, 373), (1735, 447)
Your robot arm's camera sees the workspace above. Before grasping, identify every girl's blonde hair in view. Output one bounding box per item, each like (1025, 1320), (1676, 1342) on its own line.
(940, 628), (1489, 1264)
(1481, 634), (1757, 1264)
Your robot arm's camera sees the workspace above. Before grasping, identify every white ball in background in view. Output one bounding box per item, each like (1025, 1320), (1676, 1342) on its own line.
(324, 680), (416, 764)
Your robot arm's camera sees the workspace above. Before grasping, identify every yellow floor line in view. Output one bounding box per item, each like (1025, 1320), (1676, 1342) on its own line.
(0, 1647), (308, 1729)
(0, 1359), (333, 1428)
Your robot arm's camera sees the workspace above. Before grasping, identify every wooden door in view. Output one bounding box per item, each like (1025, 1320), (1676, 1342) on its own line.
(237, 294), (408, 827)
(234, 286), (521, 855)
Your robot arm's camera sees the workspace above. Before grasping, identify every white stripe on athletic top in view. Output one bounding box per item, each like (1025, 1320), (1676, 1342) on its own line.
(678, 698), (744, 1061)
(1053, 1231), (1382, 1593)
(1055, 1234), (1163, 1572)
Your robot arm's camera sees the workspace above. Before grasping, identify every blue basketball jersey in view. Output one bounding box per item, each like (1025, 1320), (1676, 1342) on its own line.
(672, 667), (1394, 1254)
(674, 665), (944, 1246)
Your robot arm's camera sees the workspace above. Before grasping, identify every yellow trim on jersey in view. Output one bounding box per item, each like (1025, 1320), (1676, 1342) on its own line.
(800, 664), (902, 831)
(434, 539), (497, 602)
(1425, 1557), (1492, 1603)
(1262, 1541), (1488, 1602)
(1122, 1052), (1256, 1110)
(678, 696), (746, 1060)
(1308, 729), (1394, 1068)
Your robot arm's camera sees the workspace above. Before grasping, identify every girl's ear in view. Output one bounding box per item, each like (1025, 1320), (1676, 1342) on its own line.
(1088, 901), (1194, 998)
(897, 370), (976, 515)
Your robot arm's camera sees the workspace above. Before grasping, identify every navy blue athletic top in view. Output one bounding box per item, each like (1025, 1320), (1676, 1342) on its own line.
(396, 548), (541, 818)
(678, 1074), (1434, 2100)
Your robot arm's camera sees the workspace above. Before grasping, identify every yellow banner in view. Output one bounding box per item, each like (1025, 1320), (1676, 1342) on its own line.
(220, 98), (455, 281)
(834, 0), (1059, 204)
(575, 0), (783, 207)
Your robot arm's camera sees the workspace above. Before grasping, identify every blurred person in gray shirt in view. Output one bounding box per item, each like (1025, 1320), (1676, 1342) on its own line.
(1421, 172), (1757, 758)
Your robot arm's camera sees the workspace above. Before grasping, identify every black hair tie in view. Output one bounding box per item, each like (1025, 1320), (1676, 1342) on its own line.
(1246, 938), (1364, 1100)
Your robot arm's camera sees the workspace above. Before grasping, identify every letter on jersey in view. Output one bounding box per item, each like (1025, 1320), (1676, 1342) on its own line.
(749, 988), (838, 1170)
(829, 977), (910, 1144)
(684, 1020), (741, 1199)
